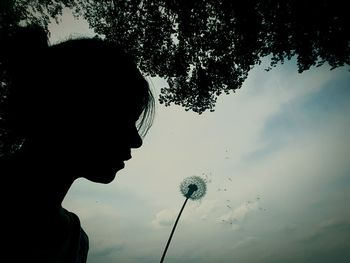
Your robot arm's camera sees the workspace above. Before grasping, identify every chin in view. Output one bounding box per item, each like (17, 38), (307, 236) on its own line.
(92, 174), (117, 184)
(83, 161), (125, 184)
(86, 167), (123, 184)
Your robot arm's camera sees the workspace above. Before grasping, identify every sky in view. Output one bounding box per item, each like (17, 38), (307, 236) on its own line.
(49, 9), (350, 263)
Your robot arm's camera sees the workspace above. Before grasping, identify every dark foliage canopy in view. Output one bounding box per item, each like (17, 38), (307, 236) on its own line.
(1, 0), (350, 114)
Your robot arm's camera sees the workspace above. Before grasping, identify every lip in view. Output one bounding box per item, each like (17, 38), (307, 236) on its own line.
(123, 155), (132, 161)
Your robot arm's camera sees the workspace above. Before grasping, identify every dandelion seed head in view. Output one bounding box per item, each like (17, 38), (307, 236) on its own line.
(180, 176), (207, 200)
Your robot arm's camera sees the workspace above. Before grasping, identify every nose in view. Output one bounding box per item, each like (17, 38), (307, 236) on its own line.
(130, 129), (143, 149)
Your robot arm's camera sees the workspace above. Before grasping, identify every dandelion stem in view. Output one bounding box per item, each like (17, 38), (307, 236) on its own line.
(160, 197), (189, 263)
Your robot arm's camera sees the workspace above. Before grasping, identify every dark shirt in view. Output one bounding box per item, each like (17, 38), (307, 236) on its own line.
(56, 208), (89, 263)
(3, 207), (89, 263)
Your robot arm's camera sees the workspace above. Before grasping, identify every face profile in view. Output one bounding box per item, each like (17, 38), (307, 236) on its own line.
(0, 24), (155, 262)
(38, 45), (149, 184)
(71, 104), (144, 184)
(2, 32), (154, 182)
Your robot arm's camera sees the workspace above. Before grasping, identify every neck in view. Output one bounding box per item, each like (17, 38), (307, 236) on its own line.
(2, 146), (78, 253)
(3, 148), (76, 213)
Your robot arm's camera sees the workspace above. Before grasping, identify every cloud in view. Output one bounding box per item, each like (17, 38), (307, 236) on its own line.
(185, 199), (222, 221)
(300, 217), (350, 242)
(218, 201), (259, 232)
(151, 208), (177, 228)
(318, 218), (349, 230)
(232, 236), (260, 250)
(89, 242), (125, 258)
(151, 199), (221, 229)
(280, 224), (298, 234)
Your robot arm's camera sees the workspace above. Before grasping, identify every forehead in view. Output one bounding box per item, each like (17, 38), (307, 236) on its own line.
(50, 40), (148, 116)
(82, 76), (146, 120)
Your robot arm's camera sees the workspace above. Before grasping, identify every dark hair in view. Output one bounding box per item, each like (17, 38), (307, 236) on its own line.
(0, 24), (155, 158)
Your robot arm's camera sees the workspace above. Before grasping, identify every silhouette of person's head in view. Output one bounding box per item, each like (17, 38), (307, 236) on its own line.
(0, 24), (155, 262)
(1, 24), (155, 184)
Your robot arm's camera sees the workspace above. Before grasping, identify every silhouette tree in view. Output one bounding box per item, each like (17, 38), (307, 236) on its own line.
(1, 0), (76, 156)
(1, 0), (350, 114)
(75, 0), (350, 114)
(0, 0), (75, 30)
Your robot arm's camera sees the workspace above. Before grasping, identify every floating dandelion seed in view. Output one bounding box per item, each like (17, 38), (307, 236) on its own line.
(203, 173), (212, 184)
(160, 176), (207, 263)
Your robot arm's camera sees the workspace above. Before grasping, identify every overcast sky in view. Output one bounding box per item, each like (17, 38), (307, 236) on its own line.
(49, 9), (350, 263)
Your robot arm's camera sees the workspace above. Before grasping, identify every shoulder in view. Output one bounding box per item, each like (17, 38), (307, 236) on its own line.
(60, 208), (89, 263)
